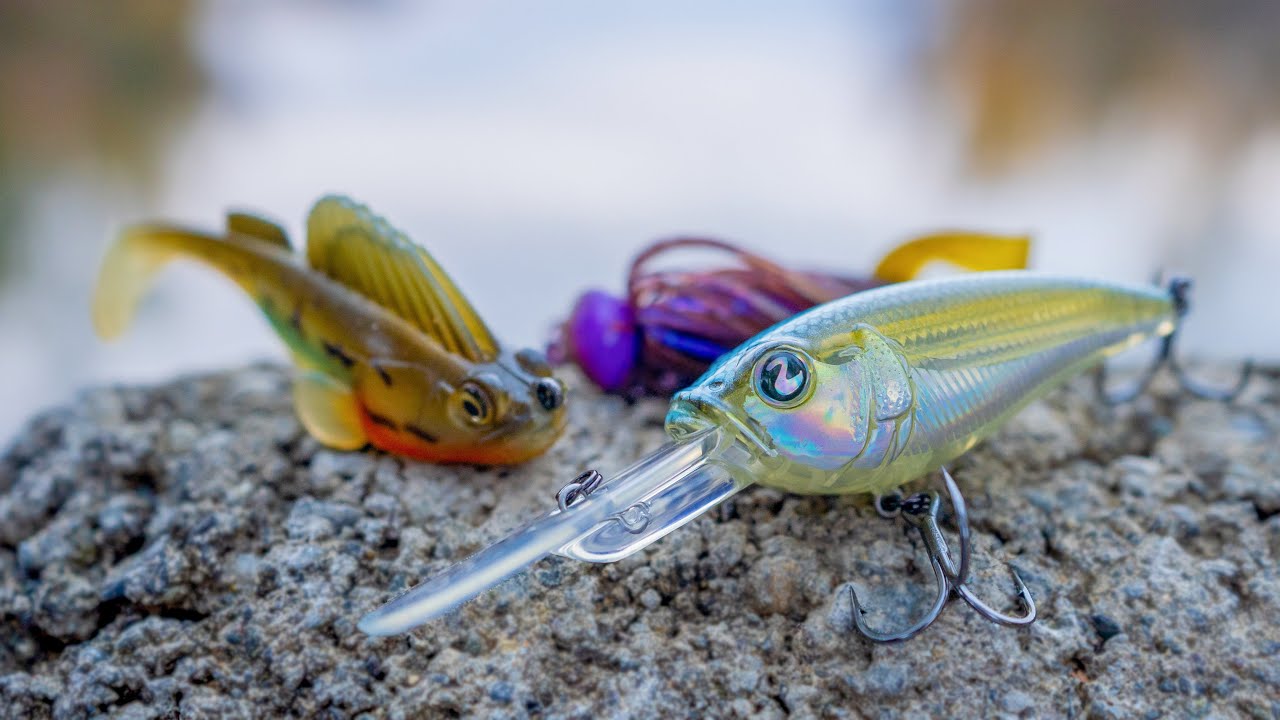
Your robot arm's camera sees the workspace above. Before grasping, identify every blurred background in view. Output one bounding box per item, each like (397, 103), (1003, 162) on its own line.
(2, 0), (1278, 442)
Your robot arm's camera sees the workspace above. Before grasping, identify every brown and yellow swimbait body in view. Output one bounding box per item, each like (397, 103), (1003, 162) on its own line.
(93, 196), (567, 464)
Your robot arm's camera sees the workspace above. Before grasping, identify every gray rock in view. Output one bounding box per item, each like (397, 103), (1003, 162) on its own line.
(1, 363), (1277, 718)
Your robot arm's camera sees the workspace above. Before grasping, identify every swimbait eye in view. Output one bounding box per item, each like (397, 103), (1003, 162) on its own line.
(535, 377), (564, 411)
(753, 348), (812, 408)
(454, 382), (494, 426)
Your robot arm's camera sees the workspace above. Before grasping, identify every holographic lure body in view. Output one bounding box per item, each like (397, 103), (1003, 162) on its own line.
(664, 272), (1174, 496)
(93, 196), (566, 464)
(360, 271), (1180, 635)
(550, 233), (1030, 396)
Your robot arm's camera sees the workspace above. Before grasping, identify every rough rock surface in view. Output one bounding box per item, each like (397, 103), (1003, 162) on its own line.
(1, 363), (1277, 719)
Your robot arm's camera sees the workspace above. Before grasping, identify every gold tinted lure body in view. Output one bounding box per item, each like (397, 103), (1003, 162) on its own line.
(359, 271), (1214, 640)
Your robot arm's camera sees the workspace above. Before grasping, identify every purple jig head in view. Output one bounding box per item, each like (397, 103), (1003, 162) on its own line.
(558, 289), (637, 393)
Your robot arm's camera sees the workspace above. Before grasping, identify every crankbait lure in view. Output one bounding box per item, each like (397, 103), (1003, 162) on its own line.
(549, 232), (1030, 396)
(93, 195), (567, 464)
(360, 271), (1249, 640)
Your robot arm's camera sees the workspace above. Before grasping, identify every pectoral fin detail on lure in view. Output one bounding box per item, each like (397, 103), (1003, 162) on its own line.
(832, 324), (913, 422)
(292, 371), (367, 451)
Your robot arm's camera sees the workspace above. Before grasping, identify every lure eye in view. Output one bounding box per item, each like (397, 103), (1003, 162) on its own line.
(453, 382), (495, 426)
(535, 377), (565, 411)
(753, 348), (812, 408)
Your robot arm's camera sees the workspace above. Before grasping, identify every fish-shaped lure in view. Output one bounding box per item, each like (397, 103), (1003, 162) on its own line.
(550, 232), (1030, 397)
(360, 271), (1189, 635)
(93, 196), (567, 464)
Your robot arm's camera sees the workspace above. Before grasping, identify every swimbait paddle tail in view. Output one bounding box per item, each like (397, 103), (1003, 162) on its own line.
(549, 232), (1030, 396)
(93, 196), (567, 464)
(361, 271), (1242, 638)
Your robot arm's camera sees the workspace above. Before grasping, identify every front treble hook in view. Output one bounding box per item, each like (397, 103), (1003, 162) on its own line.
(1096, 277), (1253, 405)
(847, 467), (1036, 643)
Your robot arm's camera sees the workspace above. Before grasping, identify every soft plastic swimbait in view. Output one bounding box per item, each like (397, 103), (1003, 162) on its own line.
(93, 196), (567, 464)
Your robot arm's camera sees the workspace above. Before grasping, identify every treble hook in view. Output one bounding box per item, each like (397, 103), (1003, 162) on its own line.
(1096, 277), (1253, 405)
(847, 467), (1036, 643)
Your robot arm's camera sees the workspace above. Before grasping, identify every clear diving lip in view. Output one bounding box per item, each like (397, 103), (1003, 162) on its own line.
(358, 425), (764, 636)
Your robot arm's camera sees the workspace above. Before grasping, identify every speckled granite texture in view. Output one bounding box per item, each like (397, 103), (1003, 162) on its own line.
(1, 364), (1277, 719)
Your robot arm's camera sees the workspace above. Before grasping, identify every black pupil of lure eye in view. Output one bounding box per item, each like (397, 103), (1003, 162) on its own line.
(536, 379), (562, 411)
(463, 388), (487, 419)
(759, 352), (807, 403)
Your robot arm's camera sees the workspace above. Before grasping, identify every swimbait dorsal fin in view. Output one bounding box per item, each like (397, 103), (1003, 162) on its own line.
(304, 195), (500, 363)
(227, 212), (291, 249)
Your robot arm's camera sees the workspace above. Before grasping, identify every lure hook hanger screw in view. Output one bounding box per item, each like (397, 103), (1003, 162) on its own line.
(1096, 277), (1253, 405)
(847, 467), (1037, 643)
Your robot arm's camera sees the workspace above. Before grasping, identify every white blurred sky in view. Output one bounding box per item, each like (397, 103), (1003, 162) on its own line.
(1, 0), (1277, 442)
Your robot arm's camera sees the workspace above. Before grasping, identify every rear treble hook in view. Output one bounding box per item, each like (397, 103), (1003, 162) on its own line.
(1096, 277), (1253, 405)
(847, 467), (1036, 643)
